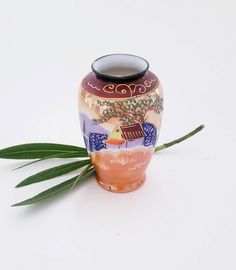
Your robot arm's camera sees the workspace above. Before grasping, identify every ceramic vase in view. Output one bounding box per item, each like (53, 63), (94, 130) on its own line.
(79, 54), (163, 192)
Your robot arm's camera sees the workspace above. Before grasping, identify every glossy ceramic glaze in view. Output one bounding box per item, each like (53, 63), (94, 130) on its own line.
(79, 54), (163, 192)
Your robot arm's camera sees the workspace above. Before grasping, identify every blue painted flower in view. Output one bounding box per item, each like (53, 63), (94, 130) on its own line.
(142, 123), (158, 147)
(89, 133), (108, 152)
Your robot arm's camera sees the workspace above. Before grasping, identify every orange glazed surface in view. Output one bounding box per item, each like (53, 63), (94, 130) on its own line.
(90, 148), (153, 192)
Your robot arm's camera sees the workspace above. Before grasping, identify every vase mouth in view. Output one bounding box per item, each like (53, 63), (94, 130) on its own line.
(91, 54), (149, 82)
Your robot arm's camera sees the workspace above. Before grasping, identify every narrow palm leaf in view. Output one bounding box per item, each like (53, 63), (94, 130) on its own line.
(71, 163), (93, 190)
(0, 143), (88, 159)
(13, 151), (88, 170)
(12, 168), (95, 206)
(16, 159), (91, 188)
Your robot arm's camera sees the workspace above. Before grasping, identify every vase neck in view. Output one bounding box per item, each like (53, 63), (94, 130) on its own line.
(91, 54), (149, 83)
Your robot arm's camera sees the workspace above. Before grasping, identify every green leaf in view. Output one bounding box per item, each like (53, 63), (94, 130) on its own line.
(13, 152), (88, 170)
(0, 143), (88, 159)
(71, 163), (93, 190)
(12, 168), (96, 206)
(16, 159), (91, 188)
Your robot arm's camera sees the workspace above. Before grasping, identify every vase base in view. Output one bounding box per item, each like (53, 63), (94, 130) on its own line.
(96, 175), (146, 193)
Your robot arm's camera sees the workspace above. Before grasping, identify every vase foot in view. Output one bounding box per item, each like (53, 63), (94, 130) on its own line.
(96, 174), (146, 193)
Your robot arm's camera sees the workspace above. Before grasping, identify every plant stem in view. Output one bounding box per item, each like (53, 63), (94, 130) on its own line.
(154, 124), (204, 152)
(71, 163), (94, 190)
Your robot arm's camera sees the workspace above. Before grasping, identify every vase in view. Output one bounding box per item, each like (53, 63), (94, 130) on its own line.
(79, 54), (163, 192)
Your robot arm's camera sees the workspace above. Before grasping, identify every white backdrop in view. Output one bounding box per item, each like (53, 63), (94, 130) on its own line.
(0, 1), (235, 269)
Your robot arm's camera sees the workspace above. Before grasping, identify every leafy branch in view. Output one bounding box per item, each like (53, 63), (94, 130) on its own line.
(0, 125), (204, 207)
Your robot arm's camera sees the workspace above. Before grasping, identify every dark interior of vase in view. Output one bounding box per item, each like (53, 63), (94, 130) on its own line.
(92, 54), (149, 81)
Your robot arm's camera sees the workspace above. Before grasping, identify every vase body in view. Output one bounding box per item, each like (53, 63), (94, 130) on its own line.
(78, 54), (163, 192)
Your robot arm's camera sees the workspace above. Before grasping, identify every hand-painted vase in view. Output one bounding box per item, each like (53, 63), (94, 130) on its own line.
(79, 54), (163, 192)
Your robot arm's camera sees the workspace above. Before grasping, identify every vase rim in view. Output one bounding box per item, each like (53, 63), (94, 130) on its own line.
(91, 54), (149, 82)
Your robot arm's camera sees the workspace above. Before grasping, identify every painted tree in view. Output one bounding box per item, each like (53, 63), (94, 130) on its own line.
(94, 94), (163, 126)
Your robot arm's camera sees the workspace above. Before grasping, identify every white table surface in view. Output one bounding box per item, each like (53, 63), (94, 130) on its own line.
(0, 1), (235, 269)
